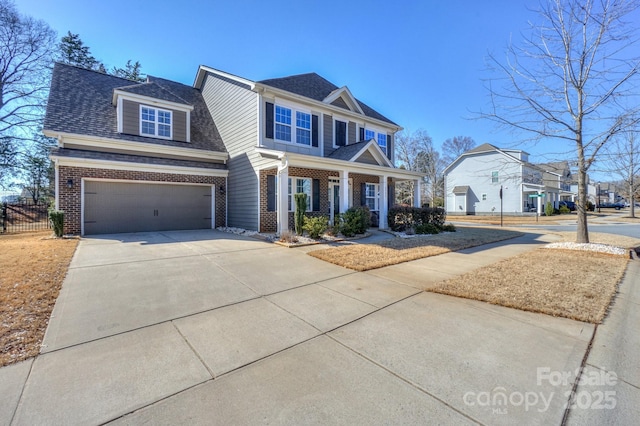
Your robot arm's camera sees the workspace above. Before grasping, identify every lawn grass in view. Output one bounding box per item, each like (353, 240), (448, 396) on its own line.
(308, 227), (523, 271)
(0, 231), (78, 367)
(429, 248), (628, 323)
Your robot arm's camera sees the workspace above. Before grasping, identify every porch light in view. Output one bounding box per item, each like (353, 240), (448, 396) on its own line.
(219, 185), (225, 195)
(66, 179), (73, 189)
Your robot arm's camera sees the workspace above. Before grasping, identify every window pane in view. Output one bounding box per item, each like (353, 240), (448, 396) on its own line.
(296, 111), (310, 129)
(276, 123), (291, 141)
(365, 129), (375, 140)
(141, 121), (155, 135)
(296, 128), (310, 145)
(275, 106), (291, 125)
(377, 133), (387, 147)
(158, 124), (170, 137)
(158, 111), (171, 124)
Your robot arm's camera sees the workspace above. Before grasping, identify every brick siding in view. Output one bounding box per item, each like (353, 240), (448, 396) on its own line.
(58, 166), (226, 235)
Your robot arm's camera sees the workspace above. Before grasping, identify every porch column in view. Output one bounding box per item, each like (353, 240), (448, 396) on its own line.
(277, 161), (289, 234)
(339, 170), (349, 213)
(537, 191), (542, 214)
(413, 179), (421, 207)
(379, 175), (388, 229)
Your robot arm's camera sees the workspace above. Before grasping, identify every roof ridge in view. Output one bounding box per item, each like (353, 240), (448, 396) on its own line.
(54, 61), (141, 83)
(145, 77), (192, 105)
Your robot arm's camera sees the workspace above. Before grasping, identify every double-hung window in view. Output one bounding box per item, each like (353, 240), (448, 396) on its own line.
(364, 129), (376, 141)
(334, 119), (347, 146)
(282, 177), (312, 212)
(275, 106), (292, 142)
(491, 171), (499, 183)
(140, 105), (172, 139)
(377, 133), (387, 154)
(296, 111), (311, 145)
(365, 183), (379, 211)
(362, 127), (387, 154)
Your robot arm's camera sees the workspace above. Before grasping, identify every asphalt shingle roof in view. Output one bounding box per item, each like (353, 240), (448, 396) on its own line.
(116, 81), (190, 105)
(44, 63), (226, 153)
(258, 73), (397, 126)
(327, 140), (372, 161)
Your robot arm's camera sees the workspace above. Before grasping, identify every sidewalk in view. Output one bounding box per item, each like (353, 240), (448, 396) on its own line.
(0, 229), (632, 424)
(566, 254), (640, 424)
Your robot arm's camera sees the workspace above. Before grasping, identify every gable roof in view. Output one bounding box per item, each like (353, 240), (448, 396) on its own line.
(44, 62), (226, 153)
(327, 140), (393, 167)
(257, 72), (397, 126)
(114, 81), (191, 106)
(466, 143), (500, 154)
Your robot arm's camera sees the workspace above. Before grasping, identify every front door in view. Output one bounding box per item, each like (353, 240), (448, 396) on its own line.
(328, 182), (340, 225)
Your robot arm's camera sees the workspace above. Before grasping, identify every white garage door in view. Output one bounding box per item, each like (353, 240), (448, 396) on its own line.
(84, 181), (213, 235)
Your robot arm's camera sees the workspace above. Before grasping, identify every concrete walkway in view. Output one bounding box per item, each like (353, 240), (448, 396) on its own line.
(0, 229), (635, 424)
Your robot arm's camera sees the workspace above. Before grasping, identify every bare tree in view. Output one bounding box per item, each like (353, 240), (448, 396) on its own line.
(602, 130), (640, 217)
(442, 136), (476, 165)
(395, 129), (444, 206)
(0, 0), (56, 137)
(481, 0), (640, 243)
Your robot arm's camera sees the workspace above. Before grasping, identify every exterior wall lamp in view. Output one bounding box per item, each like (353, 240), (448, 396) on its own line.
(67, 179), (73, 189)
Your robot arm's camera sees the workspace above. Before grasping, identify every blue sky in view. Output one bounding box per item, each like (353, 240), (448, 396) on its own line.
(15, 0), (633, 174)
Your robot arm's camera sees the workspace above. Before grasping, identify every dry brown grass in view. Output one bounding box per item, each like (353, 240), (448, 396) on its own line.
(430, 249), (628, 323)
(556, 231), (640, 249)
(448, 214), (564, 225)
(0, 231), (78, 367)
(308, 227), (522, 271)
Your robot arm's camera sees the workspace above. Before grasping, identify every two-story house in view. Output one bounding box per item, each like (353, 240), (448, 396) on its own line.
(444, 143), (573, 215)
(45, 63), (423, 235)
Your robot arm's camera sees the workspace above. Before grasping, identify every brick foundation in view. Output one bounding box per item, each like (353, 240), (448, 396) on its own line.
(58, 166), (226, 235)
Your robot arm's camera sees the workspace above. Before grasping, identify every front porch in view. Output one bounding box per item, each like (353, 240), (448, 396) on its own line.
(256, 147), (423, 233)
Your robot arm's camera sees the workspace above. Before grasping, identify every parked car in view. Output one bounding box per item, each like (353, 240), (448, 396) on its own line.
(598, 202), (625, 210)
(559, 201), (576, 211)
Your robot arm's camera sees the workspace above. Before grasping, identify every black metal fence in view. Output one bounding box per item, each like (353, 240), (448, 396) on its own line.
(1, 200), (51, 234)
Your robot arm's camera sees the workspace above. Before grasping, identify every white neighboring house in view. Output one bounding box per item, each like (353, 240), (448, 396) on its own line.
(444, 143), (576, 215)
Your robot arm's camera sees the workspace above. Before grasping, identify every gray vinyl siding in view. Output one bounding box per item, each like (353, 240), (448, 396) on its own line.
(122, 100), (139, 135)
(200, 72), (261, 230)
(121, 99), (188, 142)
(173, 110), (188, 142)
(331, 97), (350, 110)
(354, 150), (379, 165)
(348, 121), (356, 145)
(323, 113), (334, 157)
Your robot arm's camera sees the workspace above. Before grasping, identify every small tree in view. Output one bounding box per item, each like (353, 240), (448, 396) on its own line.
(293, 193), (307, 235)
(57, 31), (103, 71)
(112, 59), (145, 82)
(545, 202), (554, 217)
(602, 130), (640, 218)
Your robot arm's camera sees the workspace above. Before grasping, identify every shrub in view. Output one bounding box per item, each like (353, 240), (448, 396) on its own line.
(415, 223), (440, 234)
(440, 223), (457, 232)
(303, 215), (329, 239)
(545, 202), (554, 216)
(559, 205), (571, 214)
(586, 201), (595, 212)
(340, 206), (371, 237)
(293, 193), (307, 235)
(388, 206), (446, 231)
(49, 209), (64, 237)
(279, 230), (298, 244)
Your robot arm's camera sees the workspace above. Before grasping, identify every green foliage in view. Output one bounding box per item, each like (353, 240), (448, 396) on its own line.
(586, 201), (595, 212)
(415, 223), (440, 234)
(303, 215), (329, 239)
(111, 59), (145, 82)
(58, 31), (103, 70)
(545, 201), (554, 216)
(559, 205), (571, 214)
(388, 206), (447, 231)
(440, 223), (457, 232)
(339, 206), (371, 237)
(49, 209), (64, 237)
(293, 193), (307, 235)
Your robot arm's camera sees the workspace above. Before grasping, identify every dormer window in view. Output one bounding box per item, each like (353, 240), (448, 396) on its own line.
(140, 105), (172, 139)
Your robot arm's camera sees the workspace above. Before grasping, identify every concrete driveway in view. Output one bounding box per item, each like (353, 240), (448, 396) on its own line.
(1, 230), (608, 424)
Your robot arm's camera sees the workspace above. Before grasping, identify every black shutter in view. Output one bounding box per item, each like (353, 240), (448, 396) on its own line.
(386, 133), (392, 159)
(361, 182), (367, 206)
(359, 127), (365, 141)
(388, 183), (395, 208)
(267, 175), (276, 211)
(265, 102), (274, 139)
(312, 179), (320, 211)
(336, 121), (346, 146)
(311, 115), (319, 147)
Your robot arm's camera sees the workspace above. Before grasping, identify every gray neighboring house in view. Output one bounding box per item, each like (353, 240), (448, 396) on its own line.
(45, 63), (423, 235)
(444, 143), (577, 215)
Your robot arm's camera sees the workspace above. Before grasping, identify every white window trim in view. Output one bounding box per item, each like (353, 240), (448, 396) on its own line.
(275, 176), (312, 212)
(361, 124), (388, 155)
(365, 183), (380, 211)
(274, 104), (293, 143)
(273, 102), (315, 147)
(333, 116), (349, 148)
(139, 104), (173, 140)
